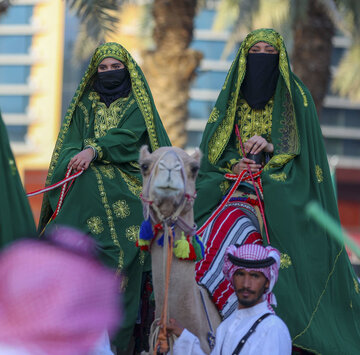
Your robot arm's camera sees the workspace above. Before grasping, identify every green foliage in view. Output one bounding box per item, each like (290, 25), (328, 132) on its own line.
(68, 0), (122, 40)
(332, 42), (360, 100)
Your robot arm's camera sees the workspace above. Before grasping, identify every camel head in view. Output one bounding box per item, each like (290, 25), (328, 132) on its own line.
(139, 146), (201, 221)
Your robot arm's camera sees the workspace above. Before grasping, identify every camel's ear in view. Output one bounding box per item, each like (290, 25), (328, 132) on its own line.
(139, 145), (151, 161)
(191, 148), (202, 164)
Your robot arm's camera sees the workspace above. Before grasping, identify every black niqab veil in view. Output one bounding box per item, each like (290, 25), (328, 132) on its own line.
(241, 53), (279, 110)
(93, 68), (131, 107)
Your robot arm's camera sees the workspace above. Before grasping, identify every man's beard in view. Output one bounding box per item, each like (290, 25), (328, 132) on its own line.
(236, 282), (268, 308)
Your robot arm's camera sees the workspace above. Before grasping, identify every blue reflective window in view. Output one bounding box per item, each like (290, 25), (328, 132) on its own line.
(193, 71), (227, 91)
(0, 5), (34, 25)
(194, 9), (216, 30)
(191, 40), (226, 60)
(0, 66), (31, 84)
(0, 96), (29, 113)
(331, 47), (346, 67)
(189, 99), (215, 119)
(6, 125), (28, 142)
(322, 108), (360, 127)
(0, 36), (32, 54)
(186, 131), (203, 148)
(324, 138), (360, 157)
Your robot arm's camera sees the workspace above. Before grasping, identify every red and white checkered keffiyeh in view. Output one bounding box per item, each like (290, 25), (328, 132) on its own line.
(223, 244), (281, 307)
(0, 227), (122, 355)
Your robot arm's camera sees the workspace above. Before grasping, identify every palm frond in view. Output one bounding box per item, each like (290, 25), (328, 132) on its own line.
(68, 0), (124, 41)
(332, 42), (360, 101)
(0, 0), (10, 14)
(72, 22), (100, 64)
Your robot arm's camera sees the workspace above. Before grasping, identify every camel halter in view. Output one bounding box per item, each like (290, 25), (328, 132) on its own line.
(141, 150), (197, 354)
(140, 150), (197, 235)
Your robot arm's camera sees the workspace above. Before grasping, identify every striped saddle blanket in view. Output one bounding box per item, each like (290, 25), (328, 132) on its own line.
(195, 199), (262, 319)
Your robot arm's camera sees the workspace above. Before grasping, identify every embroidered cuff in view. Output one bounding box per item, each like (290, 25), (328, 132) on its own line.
(84, 142), (103, 160)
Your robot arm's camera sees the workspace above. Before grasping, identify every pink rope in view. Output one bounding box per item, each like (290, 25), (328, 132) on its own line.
(27, 169), (83, 197)
(234, 125), (270, 244)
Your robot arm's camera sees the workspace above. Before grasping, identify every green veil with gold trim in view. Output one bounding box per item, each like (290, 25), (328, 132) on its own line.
(0, 110), (35, 245)
(195, 29), (360, 354)
(39, 43), (171, 349)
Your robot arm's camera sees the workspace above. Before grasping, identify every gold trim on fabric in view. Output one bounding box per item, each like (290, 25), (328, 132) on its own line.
(280, 253), (292, 268)
(90, 93), (135, 138)
(86, 141), (103, 160)
(208, 107), (220, 123)
(240, 29), (292, 98)
(130, 161), (140, 170)
(78, 101), (89, 129)
(293, 246), (344, 342)
(139, 250), (145, 265)
(45, 42), (161, 186)
(120, 273), (128, 289)
(236, 99), (273, 151)
(99, 165), (115, 179)
(354, 277), (360, 294)
(91, 165), (123, 271)
(8, 159), (16, 176)
(265, 154), (295, 170)
(126, 225), (140, 242)
(220, 180), (231, 195)
(208, 29), (296, 166)
(112, 200), (130, 219)
(295, 80), (308, 107)
(315, 165), (323, 183)
(87, 216), (104, 234)
(115, 167), (142, 197)
(209, 92), (238, 164)
(270, 172), (287, 182)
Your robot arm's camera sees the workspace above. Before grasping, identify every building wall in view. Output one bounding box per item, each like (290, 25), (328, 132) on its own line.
(0, 0), (65, 223)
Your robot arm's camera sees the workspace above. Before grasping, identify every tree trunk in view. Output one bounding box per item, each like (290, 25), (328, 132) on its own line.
(142, 0), (202, 147)
(291, 0), (334, 118)
(0, 0), (10, 14)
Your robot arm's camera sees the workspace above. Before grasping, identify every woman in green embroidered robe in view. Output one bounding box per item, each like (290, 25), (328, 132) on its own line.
(38, 43), (171, 350)
(0, 110), (36, 245)
(195, 29), (360, 354)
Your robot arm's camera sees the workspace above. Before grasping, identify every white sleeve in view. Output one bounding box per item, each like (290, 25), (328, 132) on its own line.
(255, 321), (292, 355)
(89, 331), (114, 355)
(173, 329), (208, 355)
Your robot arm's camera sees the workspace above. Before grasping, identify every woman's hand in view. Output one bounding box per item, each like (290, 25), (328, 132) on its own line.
(67, 148), (94, 172)
(232, 158), (262, 174)
(244, 135), (273, 155)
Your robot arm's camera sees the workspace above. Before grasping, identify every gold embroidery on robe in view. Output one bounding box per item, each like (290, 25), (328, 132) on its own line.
(87, 216), (104, 234)
(113, 200), (130, 218)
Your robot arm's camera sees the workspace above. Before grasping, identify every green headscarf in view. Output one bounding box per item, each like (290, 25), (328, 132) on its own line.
(0, 110), (36, 245)
(39, 42), (171, 230)
(38, 43), (171, 349)
(195, 29), (360, 354)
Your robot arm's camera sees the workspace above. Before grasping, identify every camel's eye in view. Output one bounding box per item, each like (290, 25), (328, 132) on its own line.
(190, 163), (199, 177)
(140, 161), (151, 174)
(140, 163), (148, 172)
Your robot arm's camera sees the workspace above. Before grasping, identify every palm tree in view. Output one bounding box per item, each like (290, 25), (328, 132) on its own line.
(0, 0), (10, 14)
(68, 0), (202, 147)
(215, 0), (360, 118)
(141, 0), (202, 147)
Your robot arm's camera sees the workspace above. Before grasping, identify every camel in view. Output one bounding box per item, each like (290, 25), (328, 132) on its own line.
(139, 146), (221, 354)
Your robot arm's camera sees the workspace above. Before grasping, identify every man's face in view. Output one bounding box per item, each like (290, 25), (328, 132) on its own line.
(233, 269), (269, 309)
(249, 41), (278, 54)
(97, 58), (125, 72)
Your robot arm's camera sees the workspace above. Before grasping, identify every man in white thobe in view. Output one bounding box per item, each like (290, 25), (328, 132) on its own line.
(168, 244), (292, 354)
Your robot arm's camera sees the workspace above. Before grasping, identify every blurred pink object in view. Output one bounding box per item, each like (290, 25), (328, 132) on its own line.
(0, 226), (121, 355)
